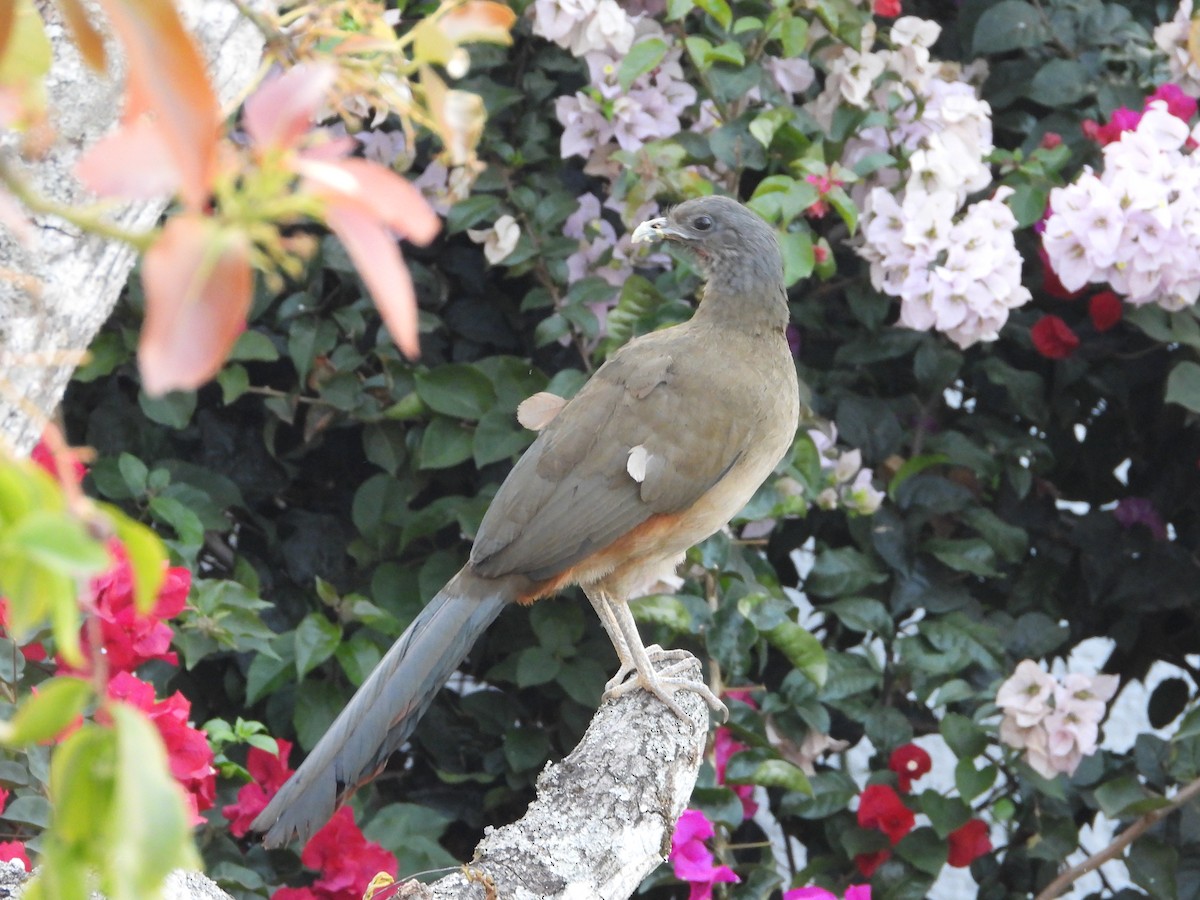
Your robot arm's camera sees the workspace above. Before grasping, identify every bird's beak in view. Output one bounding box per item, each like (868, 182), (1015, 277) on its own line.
(631, 216), (675, 244)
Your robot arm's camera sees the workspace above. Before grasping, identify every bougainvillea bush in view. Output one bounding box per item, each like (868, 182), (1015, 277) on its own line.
(7, 0), (1200, 897)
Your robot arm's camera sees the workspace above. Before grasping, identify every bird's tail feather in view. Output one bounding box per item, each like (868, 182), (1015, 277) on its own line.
(253, 567), (512, 847)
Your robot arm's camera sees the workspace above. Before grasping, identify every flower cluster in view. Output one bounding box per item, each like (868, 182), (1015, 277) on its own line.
(808, 426), (886, 515)
(831, 18), (1030, 347)
(669, 809), (739, 900)
(996, 659), (1119, 778)
(1042, 99), (1200, 311)
(223, 742), (398, 900)
(108, 672), (217, 824)
(1154, 1), (1200, 96)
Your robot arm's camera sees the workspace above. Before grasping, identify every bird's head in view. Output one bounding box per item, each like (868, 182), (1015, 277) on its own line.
(631, 195), (786, 325)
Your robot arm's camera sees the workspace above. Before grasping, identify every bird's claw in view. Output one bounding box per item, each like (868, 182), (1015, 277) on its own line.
(603, 652), (729, 722)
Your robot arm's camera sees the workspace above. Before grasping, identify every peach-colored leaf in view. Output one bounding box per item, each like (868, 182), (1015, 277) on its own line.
(56, 0), (107, 70)
(243, 62), (337, 152)
(440, 1), (516, 45)
(324, 204), (421, 359)
(95, 0), (219, 210)
(139, 214), (253, 395)
(517, 391), (566, 431)
(0, 1), (15, 61)
(298, 157), (441, 245)
(76, 116), (180, 199)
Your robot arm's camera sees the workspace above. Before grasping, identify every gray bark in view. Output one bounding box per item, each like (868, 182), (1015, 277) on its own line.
(0, 0), (268, 454)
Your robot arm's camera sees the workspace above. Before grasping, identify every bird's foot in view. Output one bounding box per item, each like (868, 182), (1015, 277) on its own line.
(603, 655), (729, 722)
(603, 645), (691, 694)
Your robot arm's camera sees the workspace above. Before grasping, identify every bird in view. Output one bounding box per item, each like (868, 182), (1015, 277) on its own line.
(252, 193), (801, 847)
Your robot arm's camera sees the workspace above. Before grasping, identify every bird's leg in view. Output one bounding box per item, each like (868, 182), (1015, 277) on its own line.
(600, 593), (728, 721)
(586, 588), (640, 692)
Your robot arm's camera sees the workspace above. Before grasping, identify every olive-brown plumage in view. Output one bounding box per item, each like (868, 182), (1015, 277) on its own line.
(253, 194), (800, 847)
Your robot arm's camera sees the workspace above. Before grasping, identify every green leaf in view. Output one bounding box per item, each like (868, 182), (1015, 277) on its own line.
(4, 511), (110, 574)
(895, 826), (947, 876)
(924, 537), (1000, 577)
(887, 454), (949, 500)
(473, 407), (532, 467)
(918, 790), (970, 838)
(0, 676), (92, 746)
(148, 495), (205, 547)
(618, 37), (668, 91)
(826, 597), (893, 636)
(940, 713), (987, 758)
(695, 0), (731, 29)
(419, 416), (474, 469)
(515, 646), (561, 687)
(117, 453), (149, 495)
(137, 389), (196, 430)
(105, 509), (167, 614)
(446, 193), (501, 233)
(217, 364), (250, 404)
(229, 329), (279, 362)
(1165, 360), (1200, 414)
(108, 704), (201, 898)
(780, 229), (815, 286)
(557, 657), (606, 706)
(742, 758), (811, 794)
(764, 620), (827, 688)
(1029, 59), (1091, 106)
(955, 758), (997, 801)
(972, 0), (1047, 54)
(294, 613), (342, 677)
(1094, 775), (1167, 818)
(502, 725), (550, 772)
(805, 546), (886, 596)
(415, 364), (496, 420)
(1128, 835), (1178, 900)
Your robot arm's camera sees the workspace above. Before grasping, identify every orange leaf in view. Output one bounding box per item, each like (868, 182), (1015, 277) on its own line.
(439, 1), (517, 45)
(75, 115), (180, 199)
(139, 214), (253, 395)
(0, 2), (15, 61)
(324, 204), (421, 359)
(243, 62), (337, 152)
(95, 0), (219, 210)
(298, 157), (441, 245)
(55, 0), (107, 70)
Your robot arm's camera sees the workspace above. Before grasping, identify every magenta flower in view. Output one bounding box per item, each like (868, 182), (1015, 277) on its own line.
(669, 809), (740, 900)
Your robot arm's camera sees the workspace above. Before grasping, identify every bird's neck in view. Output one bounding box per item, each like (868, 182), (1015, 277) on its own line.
(694, 279), (790, 335)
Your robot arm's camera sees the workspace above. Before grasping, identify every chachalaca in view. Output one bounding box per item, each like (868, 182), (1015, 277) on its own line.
(253, 194), (801, 847)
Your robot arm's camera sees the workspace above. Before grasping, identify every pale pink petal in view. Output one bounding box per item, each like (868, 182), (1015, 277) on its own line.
(244, 62), (338, 151)
(76, 117), (180, 199)
(139, 215), (253, 395)
(298, 157), (441, 245)
(324, 204), (420, 359)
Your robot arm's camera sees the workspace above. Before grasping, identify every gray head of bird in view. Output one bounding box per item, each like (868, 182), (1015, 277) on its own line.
(631, 195), (785, 311)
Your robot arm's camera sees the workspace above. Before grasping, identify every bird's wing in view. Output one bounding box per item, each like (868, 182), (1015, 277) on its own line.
(470, 328), (752, 581)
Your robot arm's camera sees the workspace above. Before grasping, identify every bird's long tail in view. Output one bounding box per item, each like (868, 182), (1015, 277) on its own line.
(253, 567), (513, 847)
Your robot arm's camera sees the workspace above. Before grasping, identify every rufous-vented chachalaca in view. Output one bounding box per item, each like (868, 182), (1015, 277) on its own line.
(253, 194), (801, 847)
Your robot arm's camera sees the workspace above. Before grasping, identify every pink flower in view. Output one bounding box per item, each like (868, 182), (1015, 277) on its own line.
(1113, 497), (1167, 540)
(713, 728), (757, 819)
(1147, 83), (1197, 123)
(30, 437), (87, 484)
(222, 740), (295, 837)
(874, 0), (901, 16)
(996, 659), (1057, 727)
(0, 841), (31, 871)
(299, 807), (398, 900)
(669, 810), (740, 900)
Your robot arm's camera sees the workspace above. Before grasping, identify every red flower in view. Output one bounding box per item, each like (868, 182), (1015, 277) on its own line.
(62, 540), (191, 676)
(108, 672), (216, 823)
(947, 819), (992, 868)
(0, 841), (31, 871)
(854, 849), (891, 878)
(30, 437), (87, 484)
(300, 806), (398, 900)
(873, 0), (901, 16)
(887, 744), (932, 793)
(223, 740), (295, 837)
(856, 785), (914, 845)
(1083, 107), (1142, 146)
(1088, 291), (1122, 332)
(1031, 315), (1079, 359)
(1039, 132), (1063, 149)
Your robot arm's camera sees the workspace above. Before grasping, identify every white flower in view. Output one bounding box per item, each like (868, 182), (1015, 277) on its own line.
(891, 16), (941, 48)
(1154, 1), (1200, 95)
(765, 57), (816, 95)
(836, 48), (886, 107)
(996, 660), (1056, 728)
(468, 214), (521, 264)
(575, 0), (635, 55)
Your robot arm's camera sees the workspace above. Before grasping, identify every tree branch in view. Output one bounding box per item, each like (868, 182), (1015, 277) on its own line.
(1034, 774), (1200, 900)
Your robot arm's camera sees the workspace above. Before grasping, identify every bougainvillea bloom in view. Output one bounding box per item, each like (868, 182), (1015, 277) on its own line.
(713, 727), (757, 819)
(854, 849), (891, 878)
(0, 841), (31, 871)
(669, 809), (740, 900)
(946, 818), (992, 867)
(297, 806), (398, 900)
(1088, 291), (1123, 331)
(223, 740), (295, 838)
(1031, 315), (1080, 359)
(873, 0), (901, 16)
(784, 885), (872, 899)
(856, 784), (914, 845)
(30, 437), (87, 484)
(887, 744), (932, 792)
(107, 672), (216, 824)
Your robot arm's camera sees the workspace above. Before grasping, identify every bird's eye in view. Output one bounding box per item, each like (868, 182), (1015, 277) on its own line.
(693, 215), (713, 231)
